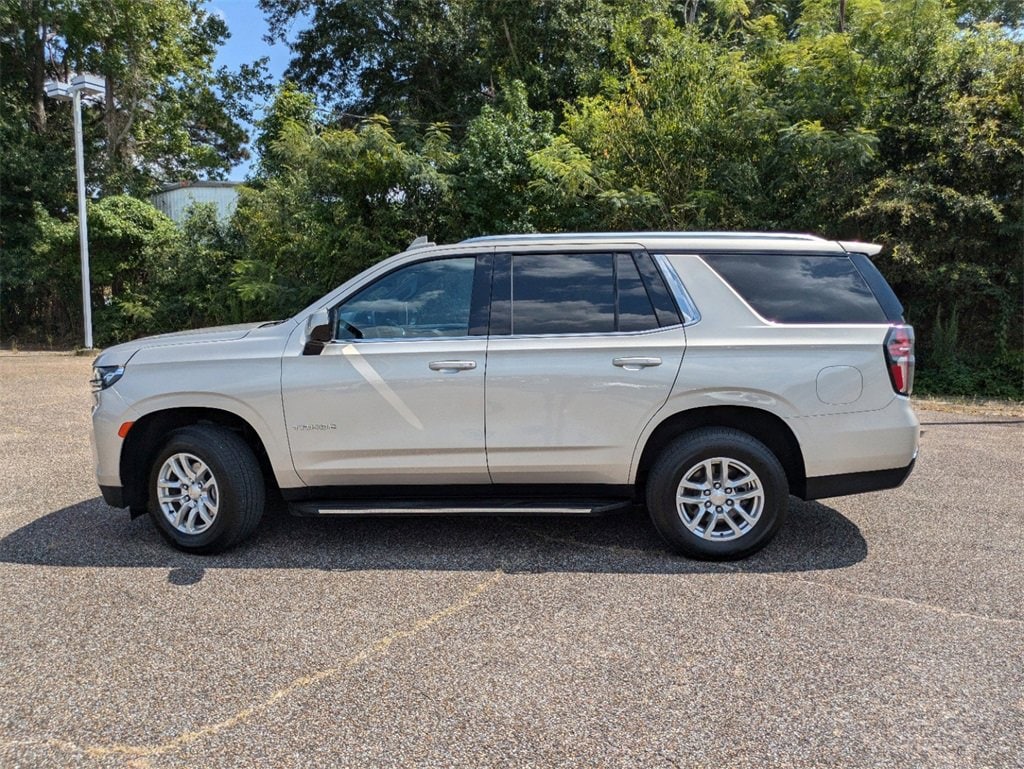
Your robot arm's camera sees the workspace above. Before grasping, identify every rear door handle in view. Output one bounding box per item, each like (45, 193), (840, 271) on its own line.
(428, 360), (477, 372)
(612, 356), (662, 369)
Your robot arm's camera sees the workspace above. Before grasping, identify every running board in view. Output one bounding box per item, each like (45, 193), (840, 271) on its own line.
(289, 497), (633, 517)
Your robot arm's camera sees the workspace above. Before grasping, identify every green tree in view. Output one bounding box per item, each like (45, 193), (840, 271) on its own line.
(845, 2), (1023, 392)
(8, 196), (185, 346)
(252, 81), (316, 179)
(454, 80), (552, 235)
(0, 0), (267, 344)
(2, 0), (1020, 396)
(58, 0), (268, 189)
(86, 195), (184, 342)
(230, 86), (457, 318)
(561, 28), (774, 230)
(259, 0), (664, 125)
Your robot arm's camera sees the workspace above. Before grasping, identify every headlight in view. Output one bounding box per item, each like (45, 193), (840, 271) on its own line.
(91, 365), (124, 392)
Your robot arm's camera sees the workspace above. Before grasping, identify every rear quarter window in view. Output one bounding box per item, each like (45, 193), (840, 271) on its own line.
(702, 253), (888, 324)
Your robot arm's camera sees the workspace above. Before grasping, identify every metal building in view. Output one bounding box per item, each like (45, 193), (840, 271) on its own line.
(150, 181), (240, 224)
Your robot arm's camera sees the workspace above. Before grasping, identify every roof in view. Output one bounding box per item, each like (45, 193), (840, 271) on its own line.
(156, 180), (241, 193)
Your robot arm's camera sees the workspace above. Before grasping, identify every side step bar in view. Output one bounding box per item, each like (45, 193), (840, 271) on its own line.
(289, 498), (633, 517)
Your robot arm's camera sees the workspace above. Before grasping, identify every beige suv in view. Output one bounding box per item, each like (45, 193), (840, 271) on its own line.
(91, 232), (919, 559)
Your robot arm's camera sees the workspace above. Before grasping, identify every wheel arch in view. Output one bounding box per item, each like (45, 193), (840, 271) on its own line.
(634, 406), (807, 498)
(120, 407), (276, 514)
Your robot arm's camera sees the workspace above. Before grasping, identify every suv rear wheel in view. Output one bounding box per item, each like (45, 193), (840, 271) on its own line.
(148, 424), (265, 554)
(646, 428), (788, 559)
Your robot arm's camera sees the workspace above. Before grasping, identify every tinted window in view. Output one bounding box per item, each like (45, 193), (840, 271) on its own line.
(847, 251), (905, 322)
(512, 253), (616, 335)
(617, 253), (660, 332)
(335, 257), (475, 339)
(635, 252), (683, 326)
(703, 253), (887, 324)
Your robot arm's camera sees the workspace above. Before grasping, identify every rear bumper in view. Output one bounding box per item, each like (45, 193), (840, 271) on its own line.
(786, 397), (920, 478)
(802, 457), (916, 501)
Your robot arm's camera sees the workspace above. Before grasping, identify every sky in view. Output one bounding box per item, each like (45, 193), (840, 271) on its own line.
(210, 1), (295, 180)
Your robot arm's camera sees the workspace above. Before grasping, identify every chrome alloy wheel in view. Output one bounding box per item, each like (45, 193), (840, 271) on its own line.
(675, 457), (765, 541)
(156, 452), (220, 535)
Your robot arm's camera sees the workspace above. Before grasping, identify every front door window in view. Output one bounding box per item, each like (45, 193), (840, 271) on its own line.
(334, 257), (476, 340)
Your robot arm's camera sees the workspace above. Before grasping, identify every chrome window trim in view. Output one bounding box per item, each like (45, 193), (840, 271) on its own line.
(504, 324), (684, 341)
(653, 253), (701, 326)
(305, 248), (490, 327)
(326, 325), (683, 344)
(325, 335), (478, 346)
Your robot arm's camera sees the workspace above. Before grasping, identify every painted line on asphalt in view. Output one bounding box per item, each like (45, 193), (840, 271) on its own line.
(766, 573), (1024, 626)
(919, 420), (1023, 426)
(0, 569), (504, 763)
(508, 523), (1024, 627)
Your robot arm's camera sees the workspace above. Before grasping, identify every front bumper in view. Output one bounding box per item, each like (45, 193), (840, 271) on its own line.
(99, 484), (125, 508)
(92, 384), (136, 491)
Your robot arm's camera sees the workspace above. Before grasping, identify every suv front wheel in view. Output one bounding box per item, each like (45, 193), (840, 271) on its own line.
(646, 428), (788, 560)
(147, 424), (265, 554)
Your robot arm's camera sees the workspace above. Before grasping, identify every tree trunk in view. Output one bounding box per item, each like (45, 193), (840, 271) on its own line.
(100, 38), (128, 185)
(23, 0), (47, 132)
(685, 0), (700, 26)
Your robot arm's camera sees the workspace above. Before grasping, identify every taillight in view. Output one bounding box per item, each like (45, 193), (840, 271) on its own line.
(884, 325), (915, 395)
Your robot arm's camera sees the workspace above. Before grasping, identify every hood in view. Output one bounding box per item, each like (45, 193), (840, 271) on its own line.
(94, 322), (271, 365)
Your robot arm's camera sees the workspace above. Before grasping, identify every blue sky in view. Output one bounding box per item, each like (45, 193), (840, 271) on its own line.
(210, 1), (295, 179)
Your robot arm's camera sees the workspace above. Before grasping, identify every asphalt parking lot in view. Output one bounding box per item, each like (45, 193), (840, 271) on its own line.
(0, 353), (1021, 769)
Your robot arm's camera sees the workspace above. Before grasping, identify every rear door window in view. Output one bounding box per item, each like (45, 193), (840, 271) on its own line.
(512, 253), (615, 335)
(616, 253), (660, 332)
(703, 253), (887, 324)
(498, 252), (664, 336)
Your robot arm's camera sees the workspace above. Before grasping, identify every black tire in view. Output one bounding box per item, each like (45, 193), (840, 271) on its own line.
(147, 424), (265, 554)
(646, 427), (789, 560)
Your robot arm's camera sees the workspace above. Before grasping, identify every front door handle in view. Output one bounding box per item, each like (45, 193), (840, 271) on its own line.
(612, 356), (662, 370)
(428, 360), (477, 372)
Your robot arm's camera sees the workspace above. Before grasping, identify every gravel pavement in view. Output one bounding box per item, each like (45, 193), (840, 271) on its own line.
(1, 352), (1021, 768)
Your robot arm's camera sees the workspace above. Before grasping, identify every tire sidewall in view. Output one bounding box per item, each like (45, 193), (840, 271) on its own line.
(647, 431), (788, 559)
(148, 430), (246, 552)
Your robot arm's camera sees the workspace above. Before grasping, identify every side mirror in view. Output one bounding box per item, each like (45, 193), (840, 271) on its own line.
(302, 309), (332, 355)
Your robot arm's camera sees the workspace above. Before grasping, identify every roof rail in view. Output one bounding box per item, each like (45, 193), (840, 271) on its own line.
(460, 231), (826, 244)
(407, 235), (435, 250)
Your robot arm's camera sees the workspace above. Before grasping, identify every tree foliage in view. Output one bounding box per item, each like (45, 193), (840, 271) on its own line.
(2, 0), (1021, 396)
(228, 87), (457, 319)
(259, 0), (628, 125)
(0, 0), (268, 347)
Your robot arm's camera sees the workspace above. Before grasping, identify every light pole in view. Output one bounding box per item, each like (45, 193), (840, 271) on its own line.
(44, 73), (106, 350)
